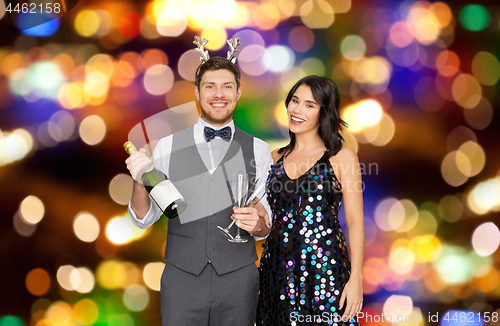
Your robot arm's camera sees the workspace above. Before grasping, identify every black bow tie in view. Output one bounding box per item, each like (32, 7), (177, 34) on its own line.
(204, 126), (232, 142)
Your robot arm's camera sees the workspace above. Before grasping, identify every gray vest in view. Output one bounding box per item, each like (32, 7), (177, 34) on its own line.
(165, 126), (257, 275)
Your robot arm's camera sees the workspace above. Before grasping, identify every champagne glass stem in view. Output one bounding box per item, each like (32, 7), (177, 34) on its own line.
(226, 172), (249, 243)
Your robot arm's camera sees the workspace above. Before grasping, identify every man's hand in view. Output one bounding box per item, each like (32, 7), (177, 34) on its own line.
(254, 202), (271, 229)
(231, 202), (270, 238)
(125, 148), (153, 183)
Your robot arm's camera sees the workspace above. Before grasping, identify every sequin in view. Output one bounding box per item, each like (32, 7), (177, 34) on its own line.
(257, 153), (359, 326)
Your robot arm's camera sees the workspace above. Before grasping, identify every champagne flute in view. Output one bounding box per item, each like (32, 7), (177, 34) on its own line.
(229, 171), (248, 243)
(217, 177), (261, 238)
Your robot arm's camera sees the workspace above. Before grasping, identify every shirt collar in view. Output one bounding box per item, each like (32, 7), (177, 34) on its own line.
(196, 115), (235, 140)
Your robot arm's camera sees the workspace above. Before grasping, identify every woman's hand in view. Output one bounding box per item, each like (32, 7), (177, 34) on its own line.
(339, 275), (363, 322)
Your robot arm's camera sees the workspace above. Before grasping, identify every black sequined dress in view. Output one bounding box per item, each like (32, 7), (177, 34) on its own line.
(256, 152), (359, 326)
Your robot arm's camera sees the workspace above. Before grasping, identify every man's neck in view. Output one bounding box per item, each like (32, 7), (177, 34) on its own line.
(200, 115), (233, 128)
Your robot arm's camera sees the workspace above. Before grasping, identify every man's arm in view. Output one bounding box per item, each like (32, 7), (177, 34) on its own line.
(125, 137), (172, 228)
(126, 148), (154, 220)
(231, 139), (273, 238)
(130, 181), (152, 220)
(253, 140), (274, 239)
(253, 202), (271, 236)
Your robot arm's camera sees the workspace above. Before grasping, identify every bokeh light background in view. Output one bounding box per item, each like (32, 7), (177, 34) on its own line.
(0, 0), (500, 325)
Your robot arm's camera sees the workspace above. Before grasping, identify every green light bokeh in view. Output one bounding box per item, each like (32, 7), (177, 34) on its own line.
(0, 316), (25, 326)
(108, 314), (135, 326)
(460, 5), (490, 31)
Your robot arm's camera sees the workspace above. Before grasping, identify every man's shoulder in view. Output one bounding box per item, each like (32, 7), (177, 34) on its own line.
(151, 134), (173, 154)
(233, 127), (270, 157)
(253, 137), (270, 151)
(172, 125), (195, 137)
(155, 125), (194, 143)
(234, 128), (269, 148)
(153, 125), (193, 148)
(252, 137), (271, 160)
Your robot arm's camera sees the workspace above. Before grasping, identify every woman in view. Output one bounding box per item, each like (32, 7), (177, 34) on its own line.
(256, 76), (364, 325)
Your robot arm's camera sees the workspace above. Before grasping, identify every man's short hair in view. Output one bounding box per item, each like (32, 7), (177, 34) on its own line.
(195, 56), (241, 90)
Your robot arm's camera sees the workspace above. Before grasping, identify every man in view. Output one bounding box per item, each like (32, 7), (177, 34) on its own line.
(125, 54), (272, 325)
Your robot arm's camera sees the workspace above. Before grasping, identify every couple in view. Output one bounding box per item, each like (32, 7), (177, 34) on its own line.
(126, 44), (364, 326)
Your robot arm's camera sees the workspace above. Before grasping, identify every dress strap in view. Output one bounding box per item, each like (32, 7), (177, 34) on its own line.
(318, 150), (328, 163)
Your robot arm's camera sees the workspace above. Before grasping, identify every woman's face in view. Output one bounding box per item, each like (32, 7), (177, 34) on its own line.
(287, 84), (321, 135)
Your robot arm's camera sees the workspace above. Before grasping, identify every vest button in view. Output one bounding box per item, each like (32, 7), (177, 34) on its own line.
(209, 212), (214, 216)
(208, 248), (213, 251)
(209, 230), (214, 234)
(210, 195), (215, 199)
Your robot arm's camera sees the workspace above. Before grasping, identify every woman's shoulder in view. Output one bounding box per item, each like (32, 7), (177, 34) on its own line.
(271, 149), (282, 164)
(329, 145), (359, 165)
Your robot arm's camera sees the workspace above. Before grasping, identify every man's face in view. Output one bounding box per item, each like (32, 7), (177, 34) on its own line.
(195, 69), (241, 127)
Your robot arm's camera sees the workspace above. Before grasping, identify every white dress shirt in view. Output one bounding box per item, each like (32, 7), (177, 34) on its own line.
(128, 116), (273, 240)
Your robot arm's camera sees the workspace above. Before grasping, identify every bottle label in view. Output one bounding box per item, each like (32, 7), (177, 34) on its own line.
(150, 180), (184, 211)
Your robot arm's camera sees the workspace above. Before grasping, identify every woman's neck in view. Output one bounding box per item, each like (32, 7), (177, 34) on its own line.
(294, 130), (324, 152)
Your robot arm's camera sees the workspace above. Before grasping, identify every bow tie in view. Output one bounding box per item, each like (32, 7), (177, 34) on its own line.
(204, 126), (232, 142)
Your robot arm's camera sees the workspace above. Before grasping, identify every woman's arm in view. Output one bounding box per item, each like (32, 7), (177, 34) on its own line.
(331, 146), (365, 320)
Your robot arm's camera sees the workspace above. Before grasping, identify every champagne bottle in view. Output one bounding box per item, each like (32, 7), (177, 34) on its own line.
(123, 141), (187, 218)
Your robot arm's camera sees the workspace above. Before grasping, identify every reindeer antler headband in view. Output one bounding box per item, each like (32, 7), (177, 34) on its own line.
(193, 36), (242, 69)
(226, 37), (241, 64)
(193, 36), (210, 64)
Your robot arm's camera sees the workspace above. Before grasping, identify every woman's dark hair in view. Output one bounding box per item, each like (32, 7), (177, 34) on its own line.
(195, 56), (241, 91)
(278, 75), (348, 158)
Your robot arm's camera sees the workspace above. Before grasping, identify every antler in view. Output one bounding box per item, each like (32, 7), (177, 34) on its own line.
(193, 36), (210, 64)
(226, 37), (242, 64)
